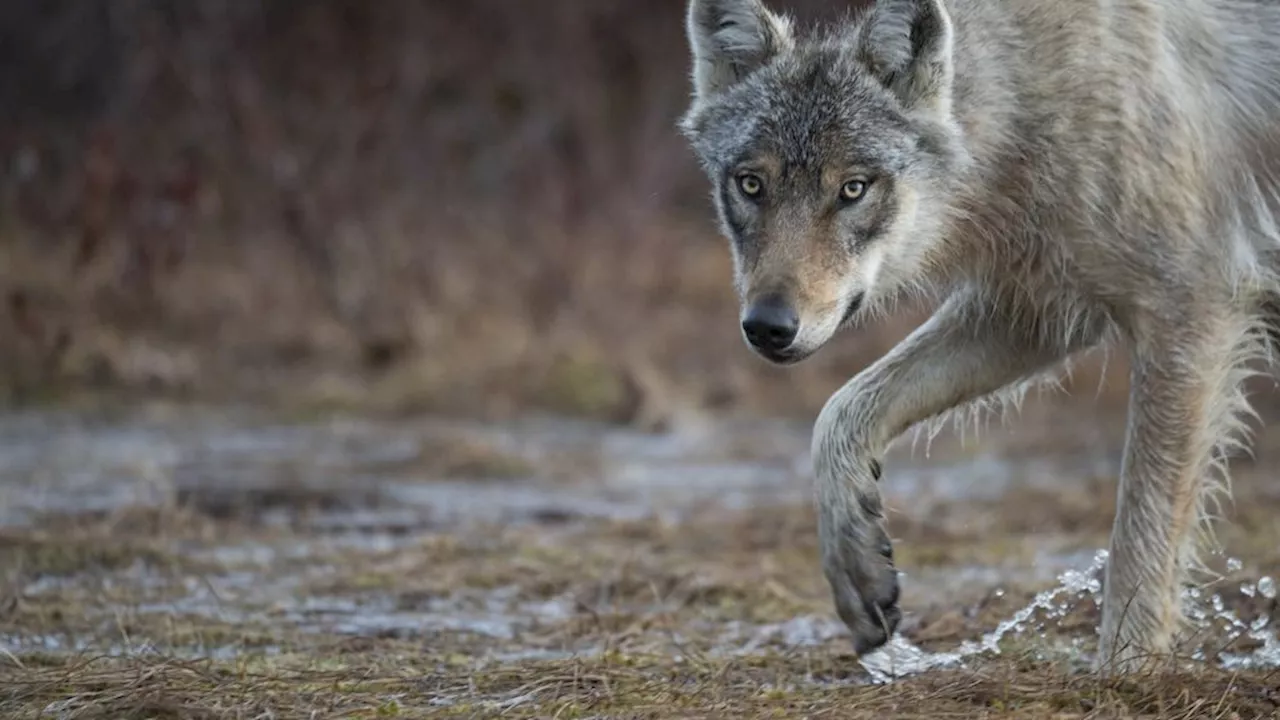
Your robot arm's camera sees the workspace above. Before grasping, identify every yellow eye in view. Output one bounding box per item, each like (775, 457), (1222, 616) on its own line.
(737, 173), (763, 198)
(840, 179), (868, 203)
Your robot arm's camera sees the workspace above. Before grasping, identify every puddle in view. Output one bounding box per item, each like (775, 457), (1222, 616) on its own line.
(0, 406), (1121, 533)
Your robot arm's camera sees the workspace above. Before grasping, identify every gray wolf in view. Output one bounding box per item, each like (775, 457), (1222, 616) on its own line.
(678, 0), (1280, 671)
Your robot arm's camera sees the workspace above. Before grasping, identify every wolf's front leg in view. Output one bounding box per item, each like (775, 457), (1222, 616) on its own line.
(813, 289), (1101, 654)
(1098, 316), (1252, 672)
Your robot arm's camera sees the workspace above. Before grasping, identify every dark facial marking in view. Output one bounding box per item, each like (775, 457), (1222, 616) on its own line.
(718, 181), (749, 240)
(850, 176), (897, 249)
(841, 292), (865, 325)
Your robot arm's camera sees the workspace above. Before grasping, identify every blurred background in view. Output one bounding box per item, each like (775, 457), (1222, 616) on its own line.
(0, 0), (921, 425)
(0, 0), (1133, 425)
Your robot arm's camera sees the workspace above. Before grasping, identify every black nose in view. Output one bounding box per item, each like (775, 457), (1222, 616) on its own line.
(742, 296), (799, 352)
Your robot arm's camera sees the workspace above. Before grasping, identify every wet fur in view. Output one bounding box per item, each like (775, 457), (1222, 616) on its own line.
(680, 0), (1280, 671)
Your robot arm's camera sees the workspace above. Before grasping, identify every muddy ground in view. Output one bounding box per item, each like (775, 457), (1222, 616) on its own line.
(0, 397), (1277, 719)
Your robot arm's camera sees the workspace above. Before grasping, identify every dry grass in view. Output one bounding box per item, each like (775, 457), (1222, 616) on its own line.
(0, 429), (1277, 719)
(2, 652), (1278, 719)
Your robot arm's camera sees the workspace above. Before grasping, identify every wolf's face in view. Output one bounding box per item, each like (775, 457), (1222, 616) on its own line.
(680, 0), (967, 364)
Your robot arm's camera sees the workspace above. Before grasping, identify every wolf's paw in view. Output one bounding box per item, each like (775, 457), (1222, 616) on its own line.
(819, 461), (901, 655)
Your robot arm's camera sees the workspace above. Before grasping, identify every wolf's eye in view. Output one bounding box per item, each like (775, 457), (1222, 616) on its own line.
(737, 173), (763, 198)
(840, 179), (868, 203)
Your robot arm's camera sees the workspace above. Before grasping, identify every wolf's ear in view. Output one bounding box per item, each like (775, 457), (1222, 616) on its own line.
(857, 0), (954, 114)
(686, 0), (794, 100)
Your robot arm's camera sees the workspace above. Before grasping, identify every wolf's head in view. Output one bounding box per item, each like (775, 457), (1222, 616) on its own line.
(680, 0), (969, 364)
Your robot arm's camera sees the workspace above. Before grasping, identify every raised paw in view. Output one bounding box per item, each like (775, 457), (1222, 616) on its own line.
(819, 483), (901, 655)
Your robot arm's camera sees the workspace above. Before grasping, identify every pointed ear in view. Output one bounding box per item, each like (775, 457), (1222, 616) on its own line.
(686, 0), (795, 100)
(856, 0), (955, 114)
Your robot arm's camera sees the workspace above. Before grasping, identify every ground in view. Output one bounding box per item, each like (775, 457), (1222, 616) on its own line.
(0, 395), (1277, 719)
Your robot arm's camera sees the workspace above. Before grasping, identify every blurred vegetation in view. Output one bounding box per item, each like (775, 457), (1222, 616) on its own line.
(1, 0), (1110, 424)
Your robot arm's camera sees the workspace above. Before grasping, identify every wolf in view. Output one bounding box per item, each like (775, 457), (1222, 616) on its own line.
(678, 0), (1280, 671)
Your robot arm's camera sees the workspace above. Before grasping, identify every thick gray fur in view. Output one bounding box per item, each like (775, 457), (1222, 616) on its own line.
(679, 0), (1280, 672)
